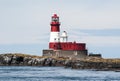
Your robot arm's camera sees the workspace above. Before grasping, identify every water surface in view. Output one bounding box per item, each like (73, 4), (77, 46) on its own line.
(0, 66), (120, 81)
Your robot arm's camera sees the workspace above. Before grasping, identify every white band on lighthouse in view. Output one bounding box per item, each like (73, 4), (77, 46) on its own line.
(50, 32), (60, 42)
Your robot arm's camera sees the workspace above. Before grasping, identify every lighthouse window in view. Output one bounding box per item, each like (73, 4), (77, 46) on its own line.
(58, 38), (60, 42)
(52, 18), (59, 22)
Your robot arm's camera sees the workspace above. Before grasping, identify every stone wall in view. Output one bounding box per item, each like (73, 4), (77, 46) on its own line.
(43, 49), (88, 58)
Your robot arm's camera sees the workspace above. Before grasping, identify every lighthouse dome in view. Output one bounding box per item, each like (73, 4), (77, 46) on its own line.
(60, 31), (68, 42)
(61, 31), (67, 37)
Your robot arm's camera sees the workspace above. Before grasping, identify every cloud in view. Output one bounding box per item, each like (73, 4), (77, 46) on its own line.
(61, 9), (120, 30)
(81, 36), (120, 46)
(69, 33), (120, 47)
(0, 0), (120, 45)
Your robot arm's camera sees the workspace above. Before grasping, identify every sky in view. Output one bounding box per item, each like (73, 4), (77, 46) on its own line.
(0, 0), (120, 58)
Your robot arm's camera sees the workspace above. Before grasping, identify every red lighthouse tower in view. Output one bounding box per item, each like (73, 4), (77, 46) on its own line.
(49, 14), (61, 50)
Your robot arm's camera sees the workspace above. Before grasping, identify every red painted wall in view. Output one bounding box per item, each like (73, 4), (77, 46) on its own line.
(50, 22), (60, 32)
(49, 42), (86, 50)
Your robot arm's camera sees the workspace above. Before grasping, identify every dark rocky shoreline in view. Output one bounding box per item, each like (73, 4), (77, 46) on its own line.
(0, 53), (120, 71)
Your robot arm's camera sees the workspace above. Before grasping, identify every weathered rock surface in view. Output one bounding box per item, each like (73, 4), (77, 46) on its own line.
(0, 53), (120, 71)
(0, 53), (66, 66)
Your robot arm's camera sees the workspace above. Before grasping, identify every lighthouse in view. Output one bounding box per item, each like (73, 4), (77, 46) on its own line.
(49, 14), (61, 50)
(43, 14), (88, 58)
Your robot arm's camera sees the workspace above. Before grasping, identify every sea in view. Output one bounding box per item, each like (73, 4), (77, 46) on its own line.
(0, 66), (120, 81)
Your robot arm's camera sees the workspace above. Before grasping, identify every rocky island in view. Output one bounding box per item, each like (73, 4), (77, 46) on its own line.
(0, 53), (120, 71)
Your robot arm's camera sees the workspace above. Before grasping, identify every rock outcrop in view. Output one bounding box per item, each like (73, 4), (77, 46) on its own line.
(0, 53), (120, 71)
